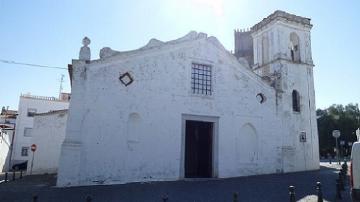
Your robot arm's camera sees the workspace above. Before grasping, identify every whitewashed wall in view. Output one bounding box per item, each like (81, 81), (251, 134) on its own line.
(26, 110), (68, 175)
(0, 130), (13, 172)
(12, 96), (69, 165)
(0, 115), (16, 172)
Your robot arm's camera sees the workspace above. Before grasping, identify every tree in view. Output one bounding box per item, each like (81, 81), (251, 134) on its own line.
(317, 103), (359, 157)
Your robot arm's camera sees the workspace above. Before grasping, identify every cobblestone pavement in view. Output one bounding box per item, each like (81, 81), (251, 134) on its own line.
(0, 163), (351, 202)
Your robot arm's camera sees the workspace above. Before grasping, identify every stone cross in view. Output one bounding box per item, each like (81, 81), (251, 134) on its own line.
(79, 37), (91, 61)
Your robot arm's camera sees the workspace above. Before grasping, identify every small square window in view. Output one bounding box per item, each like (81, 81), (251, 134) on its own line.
(191, 63), (212, 95)
(27, 108), (37, 117)
(21, 147), (29, 156)
(24, 127), (32, 137)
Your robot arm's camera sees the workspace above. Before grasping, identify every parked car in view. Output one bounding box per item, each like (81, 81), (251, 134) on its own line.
(351, 141), (360, 201)
(12, 161), (27, 171)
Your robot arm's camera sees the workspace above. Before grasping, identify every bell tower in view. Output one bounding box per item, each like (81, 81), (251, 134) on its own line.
(249, 10), (319, 172)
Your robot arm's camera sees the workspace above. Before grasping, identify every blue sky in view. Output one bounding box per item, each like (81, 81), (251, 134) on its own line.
(0, 0), (359, 110)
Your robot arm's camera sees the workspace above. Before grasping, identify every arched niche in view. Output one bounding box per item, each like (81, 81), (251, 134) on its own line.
(236, 123), (259, 163)
(126, 112), (142, 150)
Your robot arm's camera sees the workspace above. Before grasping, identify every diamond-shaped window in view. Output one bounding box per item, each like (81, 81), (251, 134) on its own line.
(119, 72), (134, 86)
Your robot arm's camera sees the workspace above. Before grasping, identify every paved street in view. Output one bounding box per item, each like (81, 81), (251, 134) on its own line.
(0, 163), (351, 202)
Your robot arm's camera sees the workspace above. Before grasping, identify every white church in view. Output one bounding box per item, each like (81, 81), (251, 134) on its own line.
(57, 10), (319, 187)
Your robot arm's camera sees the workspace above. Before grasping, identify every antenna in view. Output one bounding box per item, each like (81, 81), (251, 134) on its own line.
(59, 74), (65, 99)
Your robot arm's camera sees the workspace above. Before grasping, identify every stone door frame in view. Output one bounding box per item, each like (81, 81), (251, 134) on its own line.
(180, 114), (219, 179)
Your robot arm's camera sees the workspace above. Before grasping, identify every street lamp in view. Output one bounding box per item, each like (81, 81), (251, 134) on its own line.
(332, 130), (341, 165)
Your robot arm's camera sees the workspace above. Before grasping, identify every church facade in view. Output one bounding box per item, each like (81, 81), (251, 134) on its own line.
(57, 10), (319, 187)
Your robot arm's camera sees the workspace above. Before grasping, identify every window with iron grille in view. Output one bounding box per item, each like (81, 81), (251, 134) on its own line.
(191, 63), (212, 95)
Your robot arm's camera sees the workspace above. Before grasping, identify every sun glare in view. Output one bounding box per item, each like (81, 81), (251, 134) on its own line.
(192, 0), (225, 16)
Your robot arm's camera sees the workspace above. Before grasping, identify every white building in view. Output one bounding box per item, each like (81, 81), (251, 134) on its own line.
(0, 107), (17, 172)
(26, 110), (68, 175)
(0, 129), (12, 172)
(12, 94), (69, 166)
(57, 10), (319, 187)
